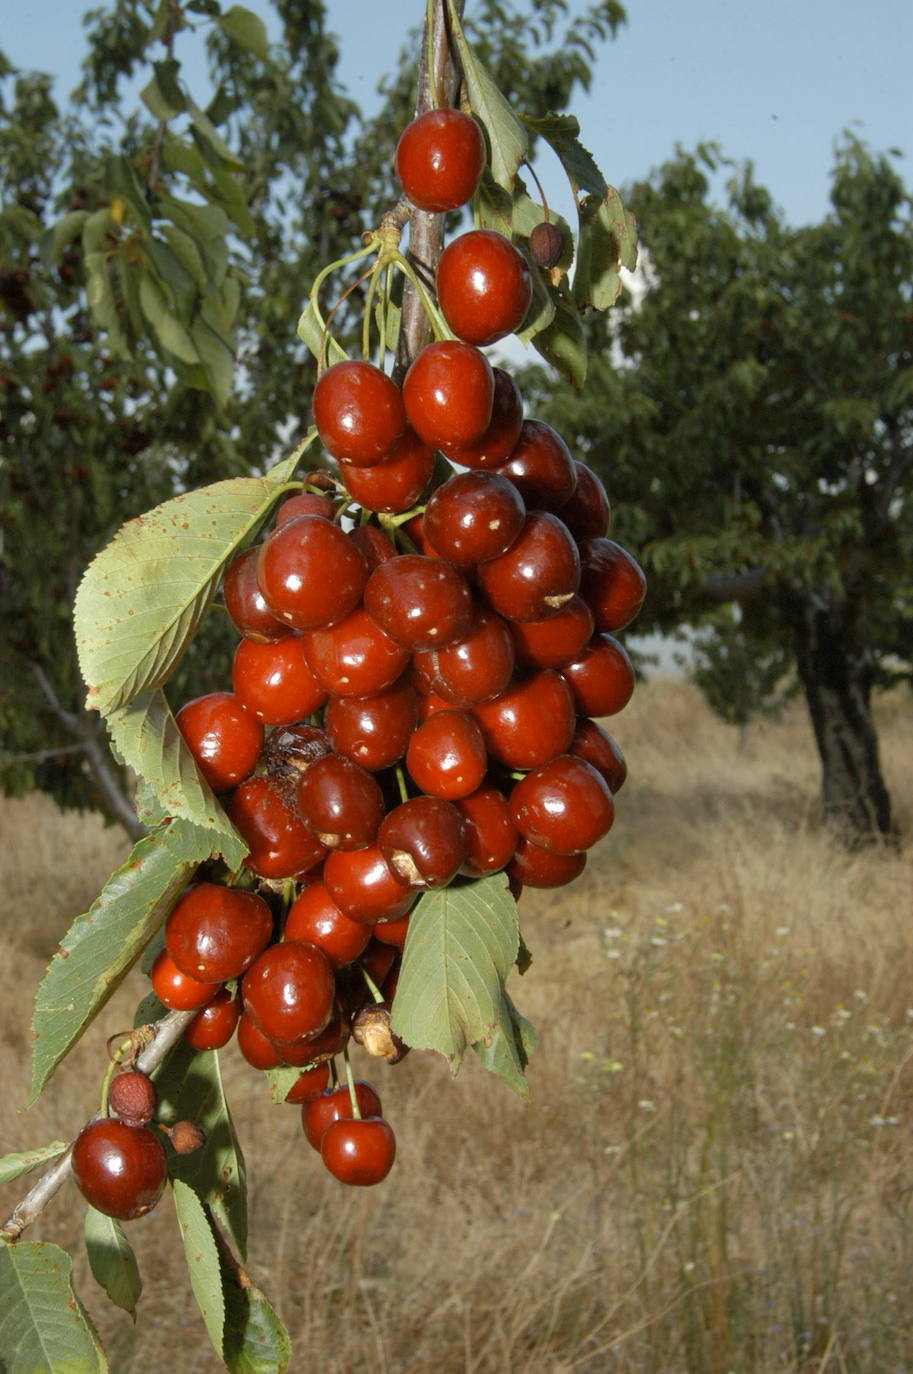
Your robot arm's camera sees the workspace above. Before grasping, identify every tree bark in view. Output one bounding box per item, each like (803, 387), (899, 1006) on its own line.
(782, 587), (894, 840)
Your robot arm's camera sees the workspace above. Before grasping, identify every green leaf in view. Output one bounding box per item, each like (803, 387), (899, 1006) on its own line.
(83, 253), (128, 359)
(391, 874), (520, 1071)
(531, 290), (587, 388)
(28, 819), (217, 1104)
(0, 1142), (67, 1186)
(139, 273), (200, 364)
(84, 1208), (142, 1320)
(222, 1277), (291, 1374)
(41, 210), (89, 266)
(190, 306), (235, 407)
(263, 1064), (303, 1104)
(0, 1241), (108, 1374)
(160, 223), (208, 290)
(218, 5), (270, 61)
(75, 453), (304, 718)
(472, 989), (537, 1099)
(154, 1044), (248, 1257)
(574, 190), (638, 313)
(185, 95), (245, 171)
(446, 0), (528, 191)
(105, 692), (247, 869)
(296, 295), (347, 366)
(141, 58), (186, 120)
(172, 1180), (225, 1358)
(523, 111), (608, 199)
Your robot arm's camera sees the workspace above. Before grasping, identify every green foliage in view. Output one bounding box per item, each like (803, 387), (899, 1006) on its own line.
(0, 1241), (108, 1374)
(84, 1207), (142, 1319)
(0, 1143), (68, 1186)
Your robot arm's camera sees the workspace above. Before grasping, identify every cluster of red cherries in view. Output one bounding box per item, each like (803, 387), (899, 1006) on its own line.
(75, 105), (645, 1212)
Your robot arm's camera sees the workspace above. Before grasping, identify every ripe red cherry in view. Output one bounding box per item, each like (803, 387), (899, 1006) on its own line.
(285, 881), (371, 967)
(304, 606), (409, 697)
(436, 229), (533, 345)
(297, 753), (385, 850)
(325, 679), (419, 771)
(559, 462), (611, 539)
(321, 1116), (396, 1186)
(477, 511), (580, 623)
(226, 776), (327, 879)
(165, 882), (273, 983)
(508, 838), (587, 889)
(364, 555), (473, 651)
(176, 692), (262, 793)
(412, 606), (515, 708)
(423, 470), (526, 568)
(339, 427), (433, 514)
(403, 341), (494, 450)
(395, 107), (485, 212)
(256, 515), (367, 630)
(232, 634), (327, 725)
(323, 845), (415, 925)
(303, 1081), (382, 1150)
(71, 1119), (167, 1221)
(455, 784), (518, 876)
(150, 949), (218, 1012)
(312, 360), (405, 466)
(348, 523), (398, 571)
(509, 595), (595, 670)
(273, 490), (336, 524)
(560, 634), (636, 717)
(440, 367), (523, 469)
(378, 796), (467, 888)
(237, 1012), (283, 1069)
(223, 547), (291, 642)
(183, 987), (240, 1051)
(473, 669), (576, 770)
(405, 709), (487, 800)
(373, 912), (411, 949)
(494, 419), (577, 511)
(242, 940), (335, 1044)
(578, 538), (647, 632)
(285, 1062), (331, 1105)
(570, 717), (627, 793)
(510, 754), (614, 854)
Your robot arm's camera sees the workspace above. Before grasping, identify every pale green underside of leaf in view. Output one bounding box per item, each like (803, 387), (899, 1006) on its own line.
(471, 989), (538, 1099)
(391, 874), (519, 1070)
(84, 1208), (142, 1320)
(29, 819), (218, 1104)
(75, 450), (307, 719)
(532, 291), (588, 389)
(296, 294), (348, 366)
(222, 1279), (292, 1374)
(446, 0), (528, 191)
(0, 1241), (108, 1374)
(172, 1180), (226, 1358)
(264, 1064), (305, 1104)
(0, 1142), (67, 1186)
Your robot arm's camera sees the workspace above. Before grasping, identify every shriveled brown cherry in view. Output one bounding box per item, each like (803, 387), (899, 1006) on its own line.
(436, 229), (533, 346)
(477, 511), (580, 623)
(107, 1071), (156, 1127)
(570, 717), (627, 793)
(297, 753), (384, 850)
(150, 949), (217, 1012)
(510, 754), (614, 854)
(508, 837), (587, 889)
(241, 940), (335, 1044)
(304, 605), (409, 698)
(395, 107), (485, 212)
(325, 679), (419, 771)
(226, 776), (327, 879)
(403, 340), (494, 451)
(165, 882), (273, 983)
(262, 721), (332, 784)
(176, 692), (262, 793)
(223, 546), (291, 642)
(183, 987), (240, 1051)
(559, 462), (611, 539)
(364, 554), (473, 651)
(339, 426), (433, 514)
(423, 470), (526, 568)
(285, 881), (371, 967)
(303, 1081), (382, 1151)
(494, 419), (577, 512)
(509, 594), (595, 670)
(378, 796), (467, 888)
(473, 669), (576, 770)
(560, 634), (636, 717)
(412, 606), (515, 708)
(232, 634), (327, 725)
(578, 538), (647, 632)
(71, 1119), (167, 1221)
(323, 845), (415, 925)
(312, 359), (405, 466)
(256, 514), (367, 631)
(440, 367), (523, 469)
(405, 709), (487, 800)
(529, 219), (564, 269)
(321, 1116), (396, 1186)
(455, 784), (518, 876)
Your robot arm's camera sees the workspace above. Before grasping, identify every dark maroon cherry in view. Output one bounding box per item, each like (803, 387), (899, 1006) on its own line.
(149, 949), (216, 1012)
(559, 462), (611, 539)
(285, 1062), (331, 1105)
(364, 555), (473, 650)
(223, 546), (292, 642)
(325, 679), (419, 772)
(184, 987), (240, 1051)
(455, 784), (518, 876)
(237, 1012), (283, 1069)
(436, 229), (533, 346)
(402, 341), (494, 450)
(423, 470), (526, 568)
(578, 538), (647, 632)
(348, 523), (398, 571)
(395, 107), (486, 212)
(473, 669), (576, 770)
(508, 837), (587, 889)
(232, 634), (327, 725)
(176, 692), (262, 793)
(560, 634), (636, 717)
(304, 606), (409, 698)
(412, 606), (515, 708)
(477, 511), (580, 623)
(256, 515), (367, 630)
(510, 754), (614, 854)
(285, 881), (371, 967)
(339, 426), (433, 514)
(323, 846), (415, 925)
(494, 419), (577, 512)
(297, 753), (385, 850)
(226, 776), (327, 879)
(378, 796), (467, 888)
(166, 882), (274, 983)
(303, 1081), (382, 1151)
(405, 709), (487, 800)
(509, 595), (595, 669)
(440, 367), (523, 469)
(321, 1116), (396, 1186)
(241, 940), (335, 1044)
(312, 359), (405, 466)
(570, 718), (627, 793)
(71, 1119), (167, 1221)
(274, 490), (336, 524)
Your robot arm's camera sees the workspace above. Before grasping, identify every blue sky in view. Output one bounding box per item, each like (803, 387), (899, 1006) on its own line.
(5, 0), (911, 226)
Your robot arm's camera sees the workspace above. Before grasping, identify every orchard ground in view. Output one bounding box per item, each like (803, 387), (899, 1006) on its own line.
(2, 678), (912, 1373)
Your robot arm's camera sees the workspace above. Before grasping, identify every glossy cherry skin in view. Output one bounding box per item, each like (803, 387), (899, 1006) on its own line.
(323, 845), (415, 925)
(226, 776), (327, 879)
(273, 490), (336, 524)
(440, 367), (523, 469)
(348, 523), (398, 571)
(176, 692), (262, 793)
(358, 939), (398, 990)
(241, 940), (335, 1044)
(285, 881), (371, 967)
(508, 838), (587, 889)
(232, 634), (327, 725)
(304, 606), (409, 698)
(183, 987), (240, 1051)
(321, 1116), (396, 1186)
(412, 606), (515, 708)
(285, 1062), (331, 1105)
(378, 796), (467, 888)
(494, 419), (578, 513)
(477, 511), (581, 623)
(510, 754), (614, 854)
(297, 753), (385, 850)
(373, 912), (411, 948)
(436, 229), (533, 346)
(423, 470), (526, 568)
(325, 679), (419, 771)
(403, 341), (494, 450)
(578, 538), (647, 632)
(559, 462), (611, 539)
(165, 882), (273, 983)
(223, 546), (292, 642)
(395, 107), (486, 212)
(237, 1011), (283, 1069)
(364, 555), (473, 651)
(473, 669), (576, 770)
(312, 360), (405, 466)
(150, 949), (218, 1012)
(455, 784), (518, 876)
(339, 427), (433, 514)
(303, 1081), (382, 1151)
(256, 515), (368, 631)
(405, 709), (487, 800)
(509, 594), (595, 670)
(570, 717), (627, 793)
(71, 1119), (167, 1221)
(560, 634), (636, 717)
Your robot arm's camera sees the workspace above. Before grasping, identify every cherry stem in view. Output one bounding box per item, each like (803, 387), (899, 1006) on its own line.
(360, 965), (386, 1006)
(309, 239), (379, 374)
(389, 249), (451, 341)
(342, 1048), (362, 1120)
(394, 765), (410, 805)
(425, 0), (442, 109)
(523, 158), (551, 222)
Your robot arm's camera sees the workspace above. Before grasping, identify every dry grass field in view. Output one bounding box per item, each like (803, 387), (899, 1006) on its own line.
(2, 678), (912, 1373)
